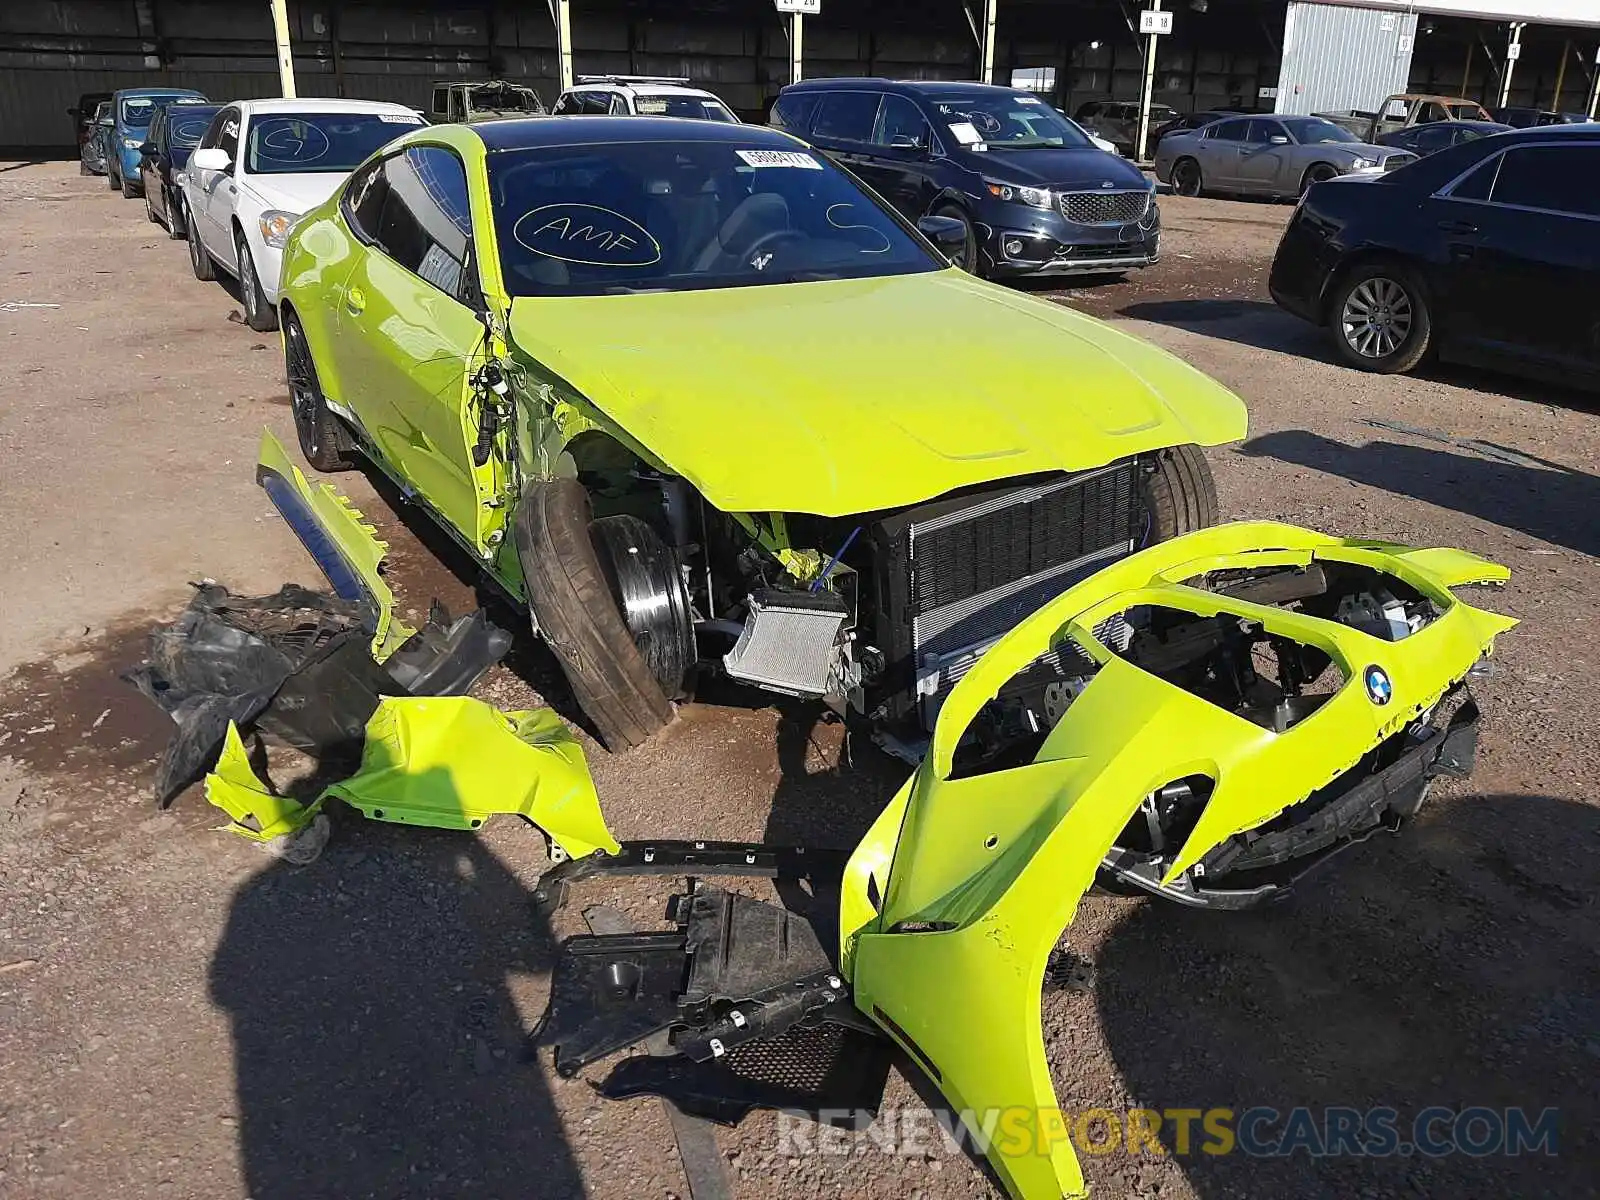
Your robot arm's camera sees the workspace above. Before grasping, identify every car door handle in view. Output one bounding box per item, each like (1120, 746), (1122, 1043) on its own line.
(1437, 219), (1478, 234)
(344, 287), (366, 316)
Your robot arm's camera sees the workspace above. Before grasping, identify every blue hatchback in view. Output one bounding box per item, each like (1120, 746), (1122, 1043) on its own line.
(106, 87), (208, 197)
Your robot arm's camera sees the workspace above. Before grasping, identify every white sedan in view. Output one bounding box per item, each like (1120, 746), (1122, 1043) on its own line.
(181, 97), (426, 331)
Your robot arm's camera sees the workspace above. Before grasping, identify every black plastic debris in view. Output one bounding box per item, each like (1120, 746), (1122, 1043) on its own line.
(124, 583), (511, 806)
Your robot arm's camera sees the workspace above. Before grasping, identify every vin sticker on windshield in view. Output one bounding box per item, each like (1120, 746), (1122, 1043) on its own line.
(380, 113), (424, 123)
(947, 122), (981, 144)
(736, 150), (822, 169)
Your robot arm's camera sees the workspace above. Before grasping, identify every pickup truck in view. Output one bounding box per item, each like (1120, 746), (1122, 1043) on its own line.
(427, 79), (547, 125)
(1314, 93), (1491, 144)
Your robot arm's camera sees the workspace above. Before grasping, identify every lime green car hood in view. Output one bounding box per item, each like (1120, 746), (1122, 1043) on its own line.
(507, 269), (1247, 516)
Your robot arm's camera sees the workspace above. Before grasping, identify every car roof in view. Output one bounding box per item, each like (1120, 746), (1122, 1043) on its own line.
(114, 87), (204, 99)
(474, 115), (799, 152)
(234, 97), (421, 116)
(576, 82), (719, 98)
(779, 77), (1028, 100)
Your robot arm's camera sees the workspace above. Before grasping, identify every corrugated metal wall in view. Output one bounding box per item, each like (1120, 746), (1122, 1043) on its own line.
(0, 0), (1290, 151)
(1274, 1), (1418, 116)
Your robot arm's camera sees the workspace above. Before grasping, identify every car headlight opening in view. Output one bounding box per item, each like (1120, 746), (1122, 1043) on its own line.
(258, 210), (299, 248)
(984, 178), (1053, 210)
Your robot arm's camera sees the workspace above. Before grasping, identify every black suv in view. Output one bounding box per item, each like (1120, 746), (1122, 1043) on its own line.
(1269, 125), (1600, 387)
(771, 79), (1159, 280)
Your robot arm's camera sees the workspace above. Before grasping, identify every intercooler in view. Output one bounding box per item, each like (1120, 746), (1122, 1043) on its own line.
(870, 462), (1144, 727)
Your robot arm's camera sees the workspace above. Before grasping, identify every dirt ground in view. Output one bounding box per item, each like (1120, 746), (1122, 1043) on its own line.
(2, 160), (1597, 1200)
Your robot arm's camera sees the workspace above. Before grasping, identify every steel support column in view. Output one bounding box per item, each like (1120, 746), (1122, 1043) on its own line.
(980, 0), (997, 84)
(1136, 0), (1163, 162)
(791, 12), (804, 84)
(550, 0), (573, 91)
(269, 0), (296, 98)
(1499, 21), (1524, 108)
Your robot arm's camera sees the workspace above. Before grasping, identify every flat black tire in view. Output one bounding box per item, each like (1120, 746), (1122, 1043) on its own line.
(514, 479), (675, 751)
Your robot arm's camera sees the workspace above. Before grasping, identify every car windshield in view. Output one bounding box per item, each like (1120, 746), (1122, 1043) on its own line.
(1149, 105), (1181, 123)
(244, 112), (424, 174)
(488, 139), (940, 297)
(633, 94), (737, 122)
(925, 92), (1093, 149)
(1283, 117), (1361, 145)
(468, 84), (545, 113)
(120, 96), (179, 127)
(170, 108), (218, 148)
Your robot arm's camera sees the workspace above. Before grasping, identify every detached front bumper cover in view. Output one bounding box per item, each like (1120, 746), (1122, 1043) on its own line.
(838, 522), (1514, 1199)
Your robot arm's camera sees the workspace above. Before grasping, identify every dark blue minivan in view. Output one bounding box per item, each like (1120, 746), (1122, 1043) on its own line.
(771, 78), (1159, 280)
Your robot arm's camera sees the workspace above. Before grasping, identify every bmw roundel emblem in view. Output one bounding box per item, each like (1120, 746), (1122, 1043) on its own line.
(1364, 665), (1393, 706)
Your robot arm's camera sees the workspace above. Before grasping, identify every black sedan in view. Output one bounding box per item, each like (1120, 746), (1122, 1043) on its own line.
(136, 100), (219, 238)
(1269, 125), (1600, 386)
(1376, 119), (1513, 157)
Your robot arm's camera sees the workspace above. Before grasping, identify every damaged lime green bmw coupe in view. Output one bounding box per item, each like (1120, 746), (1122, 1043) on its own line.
(277, 116), (1244, 754)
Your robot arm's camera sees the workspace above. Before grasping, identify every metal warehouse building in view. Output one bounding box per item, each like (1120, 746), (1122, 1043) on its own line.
(3, 0), (1597, 150)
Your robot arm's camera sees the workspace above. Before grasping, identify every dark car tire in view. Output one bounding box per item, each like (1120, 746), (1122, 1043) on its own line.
(513, 479), (676, 752)
(932, 203), (982, 277)
(1300, 162), (1338, 195)
(1327, 262), (1432, 375)
(283, 310), (358, 473)
(165, 188), (185, 239)
(1142, 444), (1220, 543)
(144, 188), (159, 223)
(1171, 158), (1204, 198)
(79, 158), (91, 177)
(121, 173), (139, 199)
(186, 204), (216, 281)
(235, 229), (278, 333)
(107, 164), (120, 191)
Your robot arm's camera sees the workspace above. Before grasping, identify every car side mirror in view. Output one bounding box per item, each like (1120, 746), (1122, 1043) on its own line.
(139, 141), (156, 157)
(917, 214), (968, 264)
(889, 133), (927, 152)
(190, 147), (231, 172)
(1268, 135), (1291, 145)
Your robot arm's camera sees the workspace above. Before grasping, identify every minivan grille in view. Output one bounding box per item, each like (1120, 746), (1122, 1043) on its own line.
(1058, 189), (1151, 225)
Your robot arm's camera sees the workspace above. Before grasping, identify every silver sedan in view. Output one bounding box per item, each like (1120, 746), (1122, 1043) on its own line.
(1154, 114), (1417, 199)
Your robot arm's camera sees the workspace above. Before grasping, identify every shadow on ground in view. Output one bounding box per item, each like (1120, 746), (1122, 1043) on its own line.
(1097, 791), (1599, 1196)
(211, 817), (587, 1199)
(1243, 429), (1600, 557)
(1119, 298), (1330, 358)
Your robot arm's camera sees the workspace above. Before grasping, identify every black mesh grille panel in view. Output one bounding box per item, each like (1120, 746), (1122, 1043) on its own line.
(908, 463), (1140, 618)
(1058, 190), (1151, 225)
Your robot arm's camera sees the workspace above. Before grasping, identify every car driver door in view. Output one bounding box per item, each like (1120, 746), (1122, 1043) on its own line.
(860, 93), (941, 221)
(336, 145), (501, 552)
(194, 106), (241, 265)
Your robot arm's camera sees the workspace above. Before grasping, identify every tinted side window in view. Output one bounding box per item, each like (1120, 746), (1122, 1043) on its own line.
(580, 91), (611, 115)
(812, 91), (881, 142)
(199, 107), (233, 150)
(343, 157), (390, 241)
(432, 87), (449, 117)
(1490, 145), (1600, 217)
(1209, 118), (1249, 141)
(1244, 119), (1277, 144)
(608, 94), (628, 115)
(770, 92), (819, 133)
(1415, 125), (1454, 153)
(874, 94), (931, 148)
(551, 92), (577, 115)
(377, 146), (478, 304)
(1448, 154), (1499, 201)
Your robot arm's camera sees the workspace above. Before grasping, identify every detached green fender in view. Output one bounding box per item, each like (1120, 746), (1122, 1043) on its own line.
(839, 522), (1515, 1200)
(204, 697), (620, 861)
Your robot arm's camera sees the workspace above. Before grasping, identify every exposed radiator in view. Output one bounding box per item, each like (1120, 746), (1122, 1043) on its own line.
(723, 590), (848, 698)
(897, 463), (1142, 724)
